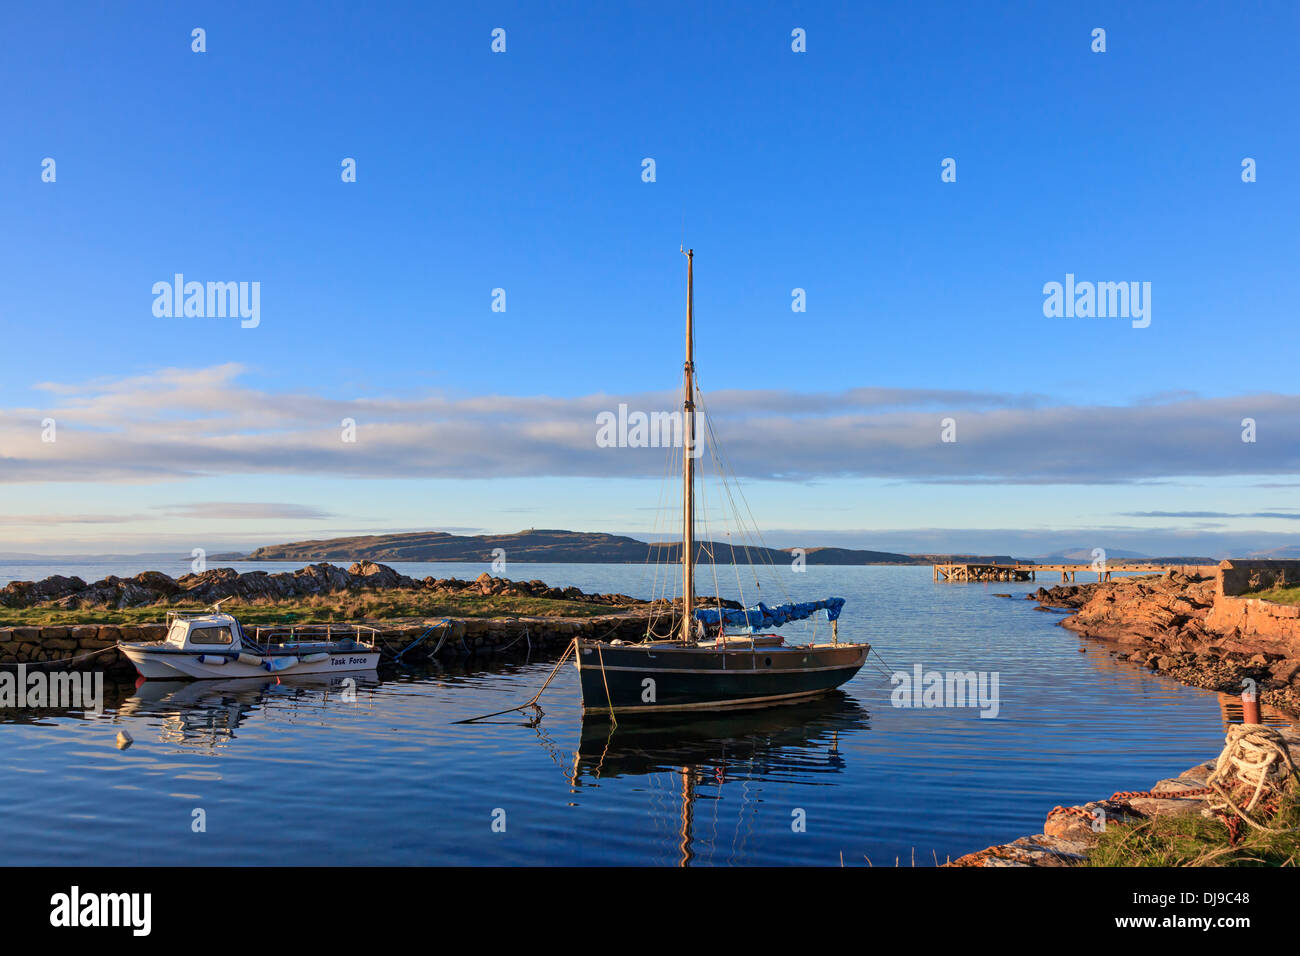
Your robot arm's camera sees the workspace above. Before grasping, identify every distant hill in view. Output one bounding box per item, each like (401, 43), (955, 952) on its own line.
(1248, 546), (1300, 559)
(246, 530), (658, 563)
(910, 553), (1022, 565)
(1038, 547), (1217, 565)
(239, 529), (971, 565)
(1040, 547), (1151, 562)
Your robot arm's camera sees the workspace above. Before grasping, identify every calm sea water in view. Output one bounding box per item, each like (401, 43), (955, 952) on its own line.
(0, 561), (1234, 866)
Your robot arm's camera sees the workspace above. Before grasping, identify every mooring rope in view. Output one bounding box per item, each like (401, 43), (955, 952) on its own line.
(595, 642), (618, 728)
(495, 623), (531, 654)
(453, 638), (577, 724)
(384, 620), (453, 663)
(0, 645), (120, 670)
(868, 644), (896, 674)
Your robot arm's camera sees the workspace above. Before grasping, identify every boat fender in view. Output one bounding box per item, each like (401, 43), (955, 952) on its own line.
(299, 652), (330, 664)
(197, 655), (229, 665)
(263, 657), (297, 672)
(237, 652), (264, 666)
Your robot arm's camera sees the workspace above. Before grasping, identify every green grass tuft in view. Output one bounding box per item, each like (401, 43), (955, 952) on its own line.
(1086, 795), (1300, 866)
(1245, 585), (1300, 606)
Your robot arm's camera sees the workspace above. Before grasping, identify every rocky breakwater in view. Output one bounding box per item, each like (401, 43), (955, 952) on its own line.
(0, 561), (721, 673)
(0, 561), (649, 612)
(0, 615), (657, 676)
(1031, 559), (1300, 715)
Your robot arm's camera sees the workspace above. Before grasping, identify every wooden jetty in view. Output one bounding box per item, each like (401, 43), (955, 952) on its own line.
(932, 562), (1219, 584)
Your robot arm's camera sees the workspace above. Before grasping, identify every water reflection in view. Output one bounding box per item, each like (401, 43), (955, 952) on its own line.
(116, 673), (383, 749)
(0, 676), (138, 725)
(569, 693), (870, 865)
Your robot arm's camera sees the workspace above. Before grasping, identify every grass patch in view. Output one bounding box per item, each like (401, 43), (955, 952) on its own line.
(1244, 585), (1300, 606)
(0, 591), (634, 627)
(1086, 796), (1300, 866)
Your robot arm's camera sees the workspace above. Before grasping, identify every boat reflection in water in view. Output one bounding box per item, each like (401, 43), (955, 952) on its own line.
(569, 692), (870, 865)
(117, 673), (380, 749)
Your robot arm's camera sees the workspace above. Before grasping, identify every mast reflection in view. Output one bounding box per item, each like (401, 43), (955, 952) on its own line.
(570, 692), (870, 865)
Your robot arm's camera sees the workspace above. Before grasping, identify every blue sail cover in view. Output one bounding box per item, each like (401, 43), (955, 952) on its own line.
(694, 597), (846, 630)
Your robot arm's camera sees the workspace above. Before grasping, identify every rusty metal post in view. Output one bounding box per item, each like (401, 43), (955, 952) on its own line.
(1242, 692), (1261, 725)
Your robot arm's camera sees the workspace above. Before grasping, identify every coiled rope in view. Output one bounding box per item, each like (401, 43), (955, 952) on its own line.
(1204, 723), (1299, 834)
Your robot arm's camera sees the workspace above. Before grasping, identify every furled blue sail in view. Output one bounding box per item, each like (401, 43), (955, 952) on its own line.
(694, 597), (846, 630)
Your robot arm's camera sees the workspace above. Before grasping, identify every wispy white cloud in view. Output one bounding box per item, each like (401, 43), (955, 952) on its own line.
(0, 502), (336, 527)
(160, 502), (337, 520)
(1121, 510), (1300, 521)
(0, 513), (155, 525)
(1, 365), (1296, 485)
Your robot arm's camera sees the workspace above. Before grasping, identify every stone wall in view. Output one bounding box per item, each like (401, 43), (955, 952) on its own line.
(1204, 597), (1300, 656)
(0, 624), (163, 671)
(1218, 558), (1300, 598)
(1205, 559), (1300, 657)
(0, 613), (655, 673)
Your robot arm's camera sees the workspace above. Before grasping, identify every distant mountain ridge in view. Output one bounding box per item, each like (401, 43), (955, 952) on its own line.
(1037, 547), (1218, 564)
(239, 529), (1021, 566)
(1248, 546), (1300, 559)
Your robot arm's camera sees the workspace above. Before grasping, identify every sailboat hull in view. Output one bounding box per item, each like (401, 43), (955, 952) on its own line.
(575, 639), (869, 715)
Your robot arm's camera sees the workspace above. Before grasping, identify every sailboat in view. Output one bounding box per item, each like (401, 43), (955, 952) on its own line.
(574, 250), (870, 715)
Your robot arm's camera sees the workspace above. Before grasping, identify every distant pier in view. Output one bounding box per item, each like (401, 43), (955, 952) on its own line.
(932, 562), (1219, 584)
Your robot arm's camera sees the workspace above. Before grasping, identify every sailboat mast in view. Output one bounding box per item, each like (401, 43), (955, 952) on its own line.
(681, 249), (696, 643)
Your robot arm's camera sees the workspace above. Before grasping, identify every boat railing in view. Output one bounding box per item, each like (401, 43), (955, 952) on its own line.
(247, 623), (381, 650)
(165, 597), (237, 629)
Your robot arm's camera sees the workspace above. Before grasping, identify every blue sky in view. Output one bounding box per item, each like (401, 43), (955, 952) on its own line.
(0, 1), (1297, 557)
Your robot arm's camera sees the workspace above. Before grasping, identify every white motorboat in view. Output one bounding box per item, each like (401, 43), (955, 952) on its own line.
(118, 604), (381, 680)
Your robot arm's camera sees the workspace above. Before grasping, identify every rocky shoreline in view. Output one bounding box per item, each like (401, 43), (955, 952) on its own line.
(0, 561), (655, 611)
(1033, 561), (1300, 716)
(952, 558), (1300, 866)
(947, 722), (1300, 866)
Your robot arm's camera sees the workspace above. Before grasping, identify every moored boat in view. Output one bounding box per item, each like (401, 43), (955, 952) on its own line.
(119, 605), (380, 680)
(574, 250), (870, 715)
